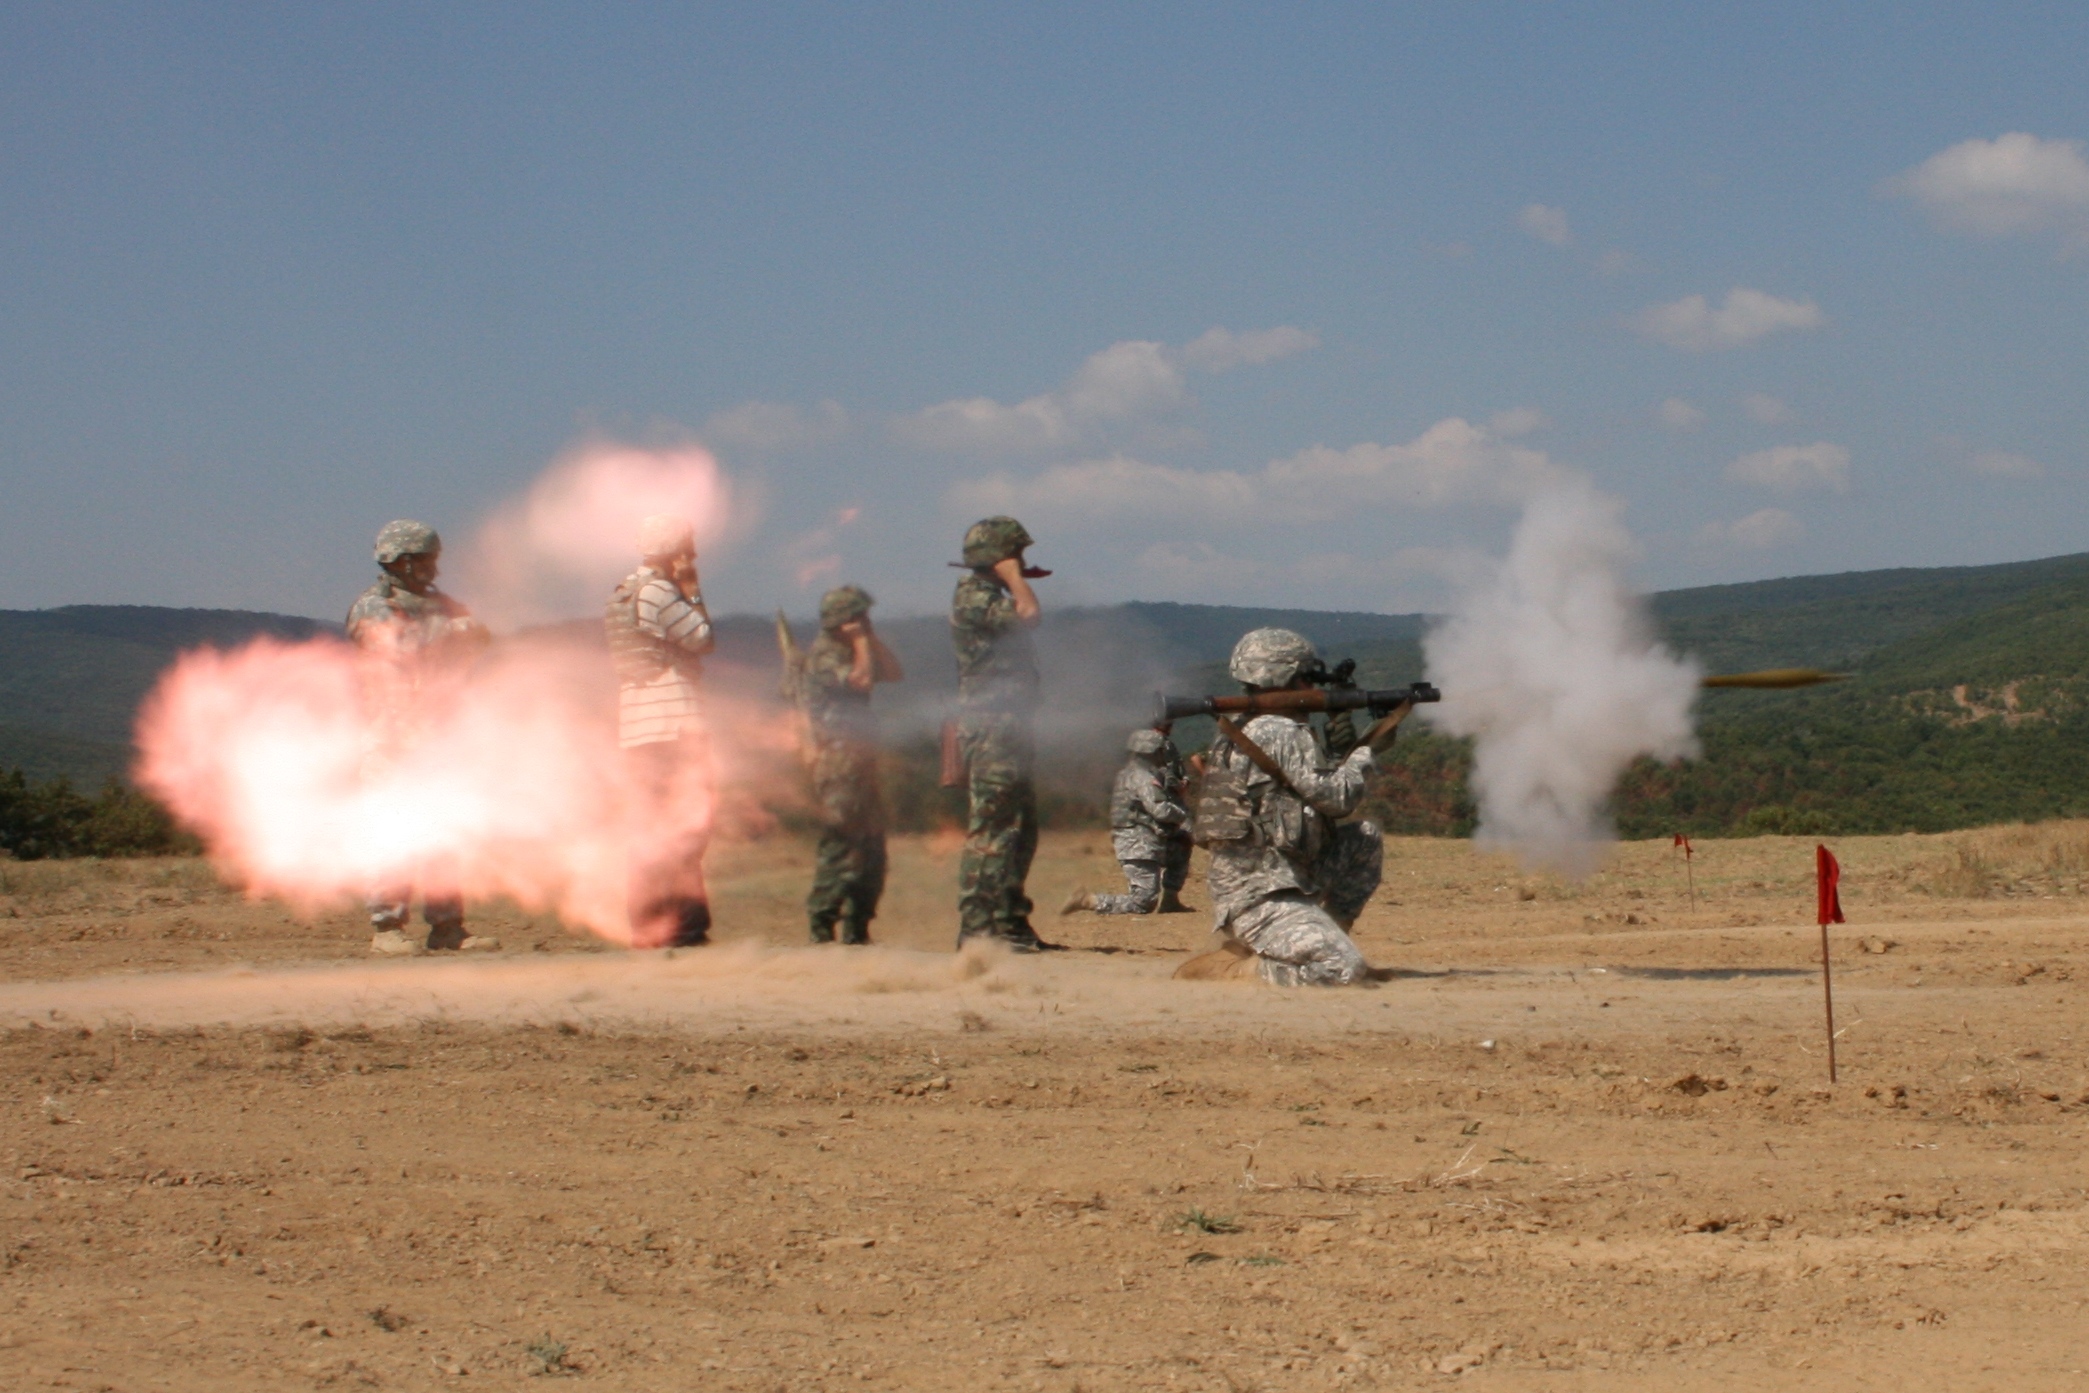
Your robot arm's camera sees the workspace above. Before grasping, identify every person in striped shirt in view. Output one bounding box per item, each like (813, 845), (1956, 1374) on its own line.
(606, 514), (716, 948)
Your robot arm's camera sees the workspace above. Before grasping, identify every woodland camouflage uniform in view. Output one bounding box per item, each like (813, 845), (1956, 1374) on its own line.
(802, 588), (887, 945)
(950, 518), (1046, 948)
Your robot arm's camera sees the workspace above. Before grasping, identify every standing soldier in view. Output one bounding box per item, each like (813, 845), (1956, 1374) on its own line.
(799, 585), (904, 945)
(606, 514), (716, 949)
(348, 519), (489, 955)
(1176, 628), (1402, 985)
(949, 516), (1059, 951)
(1061, 728), (1189, 916)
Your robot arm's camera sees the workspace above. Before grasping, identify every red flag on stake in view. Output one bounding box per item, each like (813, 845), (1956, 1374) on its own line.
(1673, 833), (1693, 857)
(1674, 834), (1696, 909)
(1816, 844), (1843, 1083)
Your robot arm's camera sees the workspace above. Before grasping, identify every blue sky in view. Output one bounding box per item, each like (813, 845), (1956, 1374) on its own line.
(2, 2), (2085, 619)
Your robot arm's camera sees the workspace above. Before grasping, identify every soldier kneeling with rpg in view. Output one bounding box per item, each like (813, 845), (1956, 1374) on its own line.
(1168, 628), (1431, 985)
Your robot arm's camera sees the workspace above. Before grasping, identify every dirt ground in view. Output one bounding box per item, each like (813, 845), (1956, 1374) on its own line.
(3, 823), (2088, 1391)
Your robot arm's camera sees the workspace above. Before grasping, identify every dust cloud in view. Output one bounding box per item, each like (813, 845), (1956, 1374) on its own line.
(134, 446), (791, 944)
(1421, 482), (1699, 876)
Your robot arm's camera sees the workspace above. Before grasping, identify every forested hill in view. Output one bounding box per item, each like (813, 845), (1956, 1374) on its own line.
(0, 607), (333, 785)
(8, 549), (2089, 837)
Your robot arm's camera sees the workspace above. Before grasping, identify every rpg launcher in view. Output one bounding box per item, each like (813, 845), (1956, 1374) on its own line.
(1153, 681), (1441, 725)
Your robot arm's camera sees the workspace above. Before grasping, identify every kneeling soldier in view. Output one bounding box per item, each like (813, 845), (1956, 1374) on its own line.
(1063, 729), (1189, 916)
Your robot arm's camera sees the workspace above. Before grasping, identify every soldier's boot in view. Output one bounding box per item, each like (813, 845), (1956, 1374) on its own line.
(369, 900), (417, 956)
(839, 918), (872, 947)
(424, 899), (467, 952)
(809, 916), (838, 945)
(1059, 889), (1096, 915)
(1157, 890), (1193, 914)
(669, 901), (712, 948)
(1172, 939), (1260, 982)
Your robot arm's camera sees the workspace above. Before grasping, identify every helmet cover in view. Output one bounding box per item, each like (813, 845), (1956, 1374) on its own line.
(1126, 729), (1167, 757)
(960, 516), (1035, 569)
(1228, 627), (1319, 689)
(374, 519), (441, 564)
(819, 584), (874, 630)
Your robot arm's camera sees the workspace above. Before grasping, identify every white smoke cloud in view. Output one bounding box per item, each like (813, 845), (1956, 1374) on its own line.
(1727, 441), (1851, 492)
(1422, 483), (1701, 877)
(457, 443), (740, 627)
(1630, 288), (1827, 352)
(893, 327), (1317, 455)
(1884, 133), (2089, 252)
(1517, 203), (1573, 247)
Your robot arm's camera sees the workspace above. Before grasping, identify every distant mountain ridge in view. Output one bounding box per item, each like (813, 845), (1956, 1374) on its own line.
(7, 551), (2089, 838)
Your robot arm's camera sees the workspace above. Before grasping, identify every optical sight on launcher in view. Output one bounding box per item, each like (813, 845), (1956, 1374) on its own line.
(1153, 680), (1441, 725)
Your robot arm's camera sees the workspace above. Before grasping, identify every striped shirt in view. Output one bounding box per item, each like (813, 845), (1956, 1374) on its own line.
(615, 571), (713, 748)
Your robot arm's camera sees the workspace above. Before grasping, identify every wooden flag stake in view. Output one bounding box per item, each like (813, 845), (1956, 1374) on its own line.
(1816, 844), (1845, 1084)
(1675, 834), (1697, 912)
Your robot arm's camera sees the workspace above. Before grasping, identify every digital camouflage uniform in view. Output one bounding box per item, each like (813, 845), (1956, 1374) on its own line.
(1206, 713), (1377, 985)
(346, 521), (487, 949)
(1201, 628), (1382, 986)
(1156, 731), (1194, 899)
(1091, 731), (1189, 914)
(951, 521), (1044, 948)
(801, 614), (887, 945)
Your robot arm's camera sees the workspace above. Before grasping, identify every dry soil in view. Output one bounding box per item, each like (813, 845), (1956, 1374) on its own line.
(2, 824), (2087, 1391)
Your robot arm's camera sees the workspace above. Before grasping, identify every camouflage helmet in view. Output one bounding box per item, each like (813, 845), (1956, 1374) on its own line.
(819, 584), (873, 630)
(636, 513), (696, 559)
(374, 519), (441, 564)
(1126, 728), (1167, 757)
(960, 516), (1035, 569)
(1229, 627), (1319, 689)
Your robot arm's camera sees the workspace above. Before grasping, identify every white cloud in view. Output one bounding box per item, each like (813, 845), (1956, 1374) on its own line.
(1727, 442), (1851, 493)
(1742, 392), (1792, 425)
(1137, 539), (1483, 596)
(1655, 397), (1706, 432)
(1885, 133), (2089, 251)
(1629, 288), (1827, 352)
(1487, 407), (1550, 438)
(1969, 449), (2045, 480)
(948, 416), (1563, 527)
(894, 327), (1317, 455)
(702, 399), (851, 452)
(1698, 508), (1805, 550)
(1517, 203), (1572, 247)
(1178, 325), (1319, 372)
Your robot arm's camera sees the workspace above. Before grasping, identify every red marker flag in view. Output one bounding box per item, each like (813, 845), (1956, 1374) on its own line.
(1815, 844), (1843, 1083)
(1816, 844), (1844, 926)
(1673, 833), (1693, 859)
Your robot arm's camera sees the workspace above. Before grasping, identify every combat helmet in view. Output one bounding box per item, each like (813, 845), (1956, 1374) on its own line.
(960, 516), (1034, 569)
(819, 584), (874, 630)
(374, 519), (441, 565)
(1126, 728), (1167, 757)
(1229, 627), (1319, 689)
